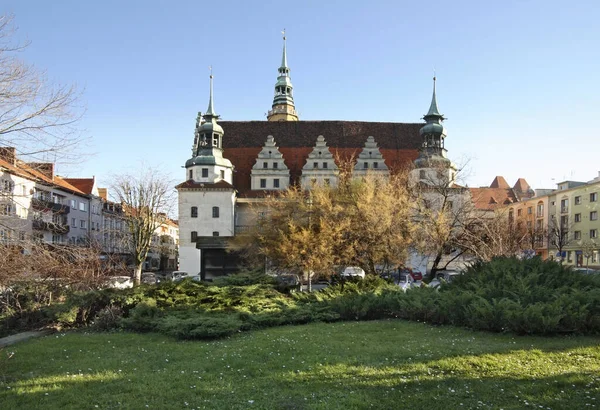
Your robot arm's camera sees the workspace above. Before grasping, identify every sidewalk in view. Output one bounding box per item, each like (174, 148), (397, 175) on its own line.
(0, 330), (54, 348)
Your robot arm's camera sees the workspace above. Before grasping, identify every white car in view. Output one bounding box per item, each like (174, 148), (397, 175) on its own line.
(397, 273), (415, 291)
(341, 266), (366, 279)
(105, 276), (133, 289)
(428, 270), (462, 289)
(172, 271), (191, 282)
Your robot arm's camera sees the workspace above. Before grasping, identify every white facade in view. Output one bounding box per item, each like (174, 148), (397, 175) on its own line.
(353, 136), (389, 177)
(250, 135), (290, 191)
(301, 135), (339, 188)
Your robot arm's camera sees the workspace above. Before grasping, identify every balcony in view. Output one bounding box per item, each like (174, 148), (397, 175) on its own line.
(560, 206), (569, 214)
(32, 198), (70, 214)
(32, 219), (70, 235)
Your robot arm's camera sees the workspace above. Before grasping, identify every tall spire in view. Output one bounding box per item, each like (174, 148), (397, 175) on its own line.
(424, 76), (444, 121)
(267, 30), (298, 122)
(205, 66), (216, 117)
(415, 76), (449, 168)
(281, 29), (288, 68)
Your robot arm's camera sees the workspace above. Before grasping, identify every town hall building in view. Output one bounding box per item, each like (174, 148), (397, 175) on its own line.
(176, 34), (501, 279)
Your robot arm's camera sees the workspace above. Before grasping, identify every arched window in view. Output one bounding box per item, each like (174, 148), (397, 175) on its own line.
(212, 206), (219, 218)
(191, 206), (198, 218)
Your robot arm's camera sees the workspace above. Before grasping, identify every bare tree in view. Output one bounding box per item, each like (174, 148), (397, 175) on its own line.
(111, 168), (175, 285)
(0, 14), (85, 164)
(548, 215), (573, 263)
(412, 163), (477, 278)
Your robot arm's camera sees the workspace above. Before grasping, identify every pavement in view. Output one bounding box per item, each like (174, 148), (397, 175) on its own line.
(0, 329), (54, 348)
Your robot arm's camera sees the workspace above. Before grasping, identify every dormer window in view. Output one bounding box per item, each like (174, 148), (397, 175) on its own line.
(263, 162), (268, 169)
(273, 162), (278, 169)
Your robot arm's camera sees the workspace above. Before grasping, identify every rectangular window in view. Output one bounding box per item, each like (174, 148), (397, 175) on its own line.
(189, 170), (193, 179)
(80, 220), (87, 229)
(575, 213), (581, 222)
(191, 231), (198, 242)
(212, 206), (219, 218)
(373, 162), (378, 169)
(313, 162), (318, 169)
(591, 211), (598, 221)
(202, 168), (208, 178)
(273, 162), (278, 169)
(591, 193), (598, 202)
(79, 202), (86, 211)
(71, 217), (76, 227)
(591, 229), (598, 239)
(220, 170), (225, 179)
(70, 199), (76, 208)
(364, 162), (368, 169)
(517, 209), (522, 217)
(212, 231), (219, 237)
(560, 199), (568, 213)
(527, 207), (532, 215)
(273, 179), (280, 188)
(263, 162), (268, 169)
(575, 196), (581, 205)
(191, 207), (198, 218)
(574, 231), (581, 240)
(323, 162), (328, 169)
(260, 179), (266, 188)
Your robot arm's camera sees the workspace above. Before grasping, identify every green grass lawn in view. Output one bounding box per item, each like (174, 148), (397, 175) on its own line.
(1, 320), (599, 409)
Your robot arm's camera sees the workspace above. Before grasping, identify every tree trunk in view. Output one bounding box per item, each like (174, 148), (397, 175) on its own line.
(133, 264), (143, 286)
(429, 252), (443, 280)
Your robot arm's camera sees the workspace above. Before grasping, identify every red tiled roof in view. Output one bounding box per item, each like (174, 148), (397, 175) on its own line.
(0, 157), (86, 196)
(489, 176), (510, 189)
(63, 178), (95, 194)
(470, 187), (518, 210)
(216, 121), (423, 194)
(513, 178), (529, 192)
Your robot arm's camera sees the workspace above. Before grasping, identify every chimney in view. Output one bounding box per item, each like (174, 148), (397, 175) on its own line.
(28, 162), (54, 179)
(98, 187), (108, 200)
(0, 147), (16, 166)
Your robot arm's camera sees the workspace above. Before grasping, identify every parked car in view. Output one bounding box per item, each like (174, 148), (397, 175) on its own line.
(341, 266), (366, 279)
(573, 267), (600, 275)
(410, 270), (423, 281)
(172, 271), (190, 282)
(141, 272), (159, 285)
(428, 270), (462, 289)
(397, 272), (415, 291)
(104, 276), (133, 289)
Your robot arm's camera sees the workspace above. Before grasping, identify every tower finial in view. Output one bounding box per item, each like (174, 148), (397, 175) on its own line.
(425, 75), (443, 119)
(281, 29), (288, 68)
(206, 66), (216, 116)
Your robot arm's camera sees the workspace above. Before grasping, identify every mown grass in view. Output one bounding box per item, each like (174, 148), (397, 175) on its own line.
(1, 320), (599, 409)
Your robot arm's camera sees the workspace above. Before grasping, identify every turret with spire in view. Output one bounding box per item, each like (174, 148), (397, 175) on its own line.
(186, 70), (233, 183)
(414, 77), (456, 184)
(267, 30), (299, 122)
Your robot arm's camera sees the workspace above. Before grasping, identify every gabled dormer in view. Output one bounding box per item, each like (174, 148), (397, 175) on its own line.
(353, 136), (389, 177)
(251, 135), (290, 190)
(301, 135), (338, 188)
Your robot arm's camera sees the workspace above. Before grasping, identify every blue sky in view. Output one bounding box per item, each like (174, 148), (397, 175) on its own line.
(3, 0), (600, 196)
